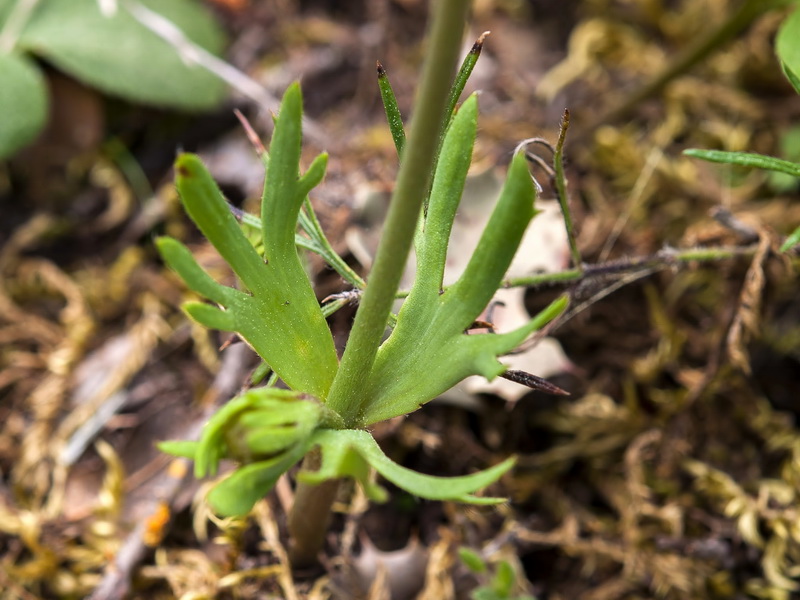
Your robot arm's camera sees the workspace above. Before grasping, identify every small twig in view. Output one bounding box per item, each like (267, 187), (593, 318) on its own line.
(500, 369), (570, 396)
(524, 151), (555, 179)
(710, 207), (760, 243)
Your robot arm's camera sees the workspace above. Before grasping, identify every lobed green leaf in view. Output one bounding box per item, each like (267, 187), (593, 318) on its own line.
(166, 87), (339, 398)
(357, 148), (565, 426)
(301, 429), (514, 504)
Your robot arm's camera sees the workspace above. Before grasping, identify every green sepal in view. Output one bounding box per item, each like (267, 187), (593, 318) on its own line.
(206, 439), (312, 516)
(229, 400), (322, 457)
(183, 301), (236, 331)
(158, 440), (199, 459)
(193, 388), (322, 478)
(300, 429), (514, 504)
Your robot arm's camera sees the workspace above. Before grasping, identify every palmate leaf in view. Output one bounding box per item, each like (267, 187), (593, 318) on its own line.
(158, 84), (338, 400)
(206, 427), (515, 517)
(301, 429), (515, 505)
(357, 96), (567, 427)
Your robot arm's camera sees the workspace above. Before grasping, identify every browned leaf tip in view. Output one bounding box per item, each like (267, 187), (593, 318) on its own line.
(500, 369), (570, 396)
(377, 60), (386, 77)
(471, 30), (490, 54)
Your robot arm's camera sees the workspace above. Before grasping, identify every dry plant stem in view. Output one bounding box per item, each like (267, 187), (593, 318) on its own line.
(587, 0), (788, 129)
(288, 449), (340, 568)
(325, 0), (471, 424)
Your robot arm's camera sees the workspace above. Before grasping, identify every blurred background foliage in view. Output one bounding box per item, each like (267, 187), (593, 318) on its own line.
(0, 0), (799, 598)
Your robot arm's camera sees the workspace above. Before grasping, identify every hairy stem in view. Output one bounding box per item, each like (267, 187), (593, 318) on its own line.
(325, 0), (471, 425)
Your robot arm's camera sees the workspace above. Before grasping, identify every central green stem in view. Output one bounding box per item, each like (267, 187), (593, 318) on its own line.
(325, 0), (471, 426)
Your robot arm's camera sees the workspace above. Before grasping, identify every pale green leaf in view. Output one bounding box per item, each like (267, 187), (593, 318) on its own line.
(207, 440), (311, 516)
(777, 7), (800, 95)
(18, 0), (225, 109)
(0, 51), (47, 159)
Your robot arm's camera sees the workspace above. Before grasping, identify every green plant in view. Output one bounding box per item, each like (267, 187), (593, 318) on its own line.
(0, 0), (226, 159)
(458, 547), (537, 600)
(157, 0), (569, 566)
(684, 2), (800, 252)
